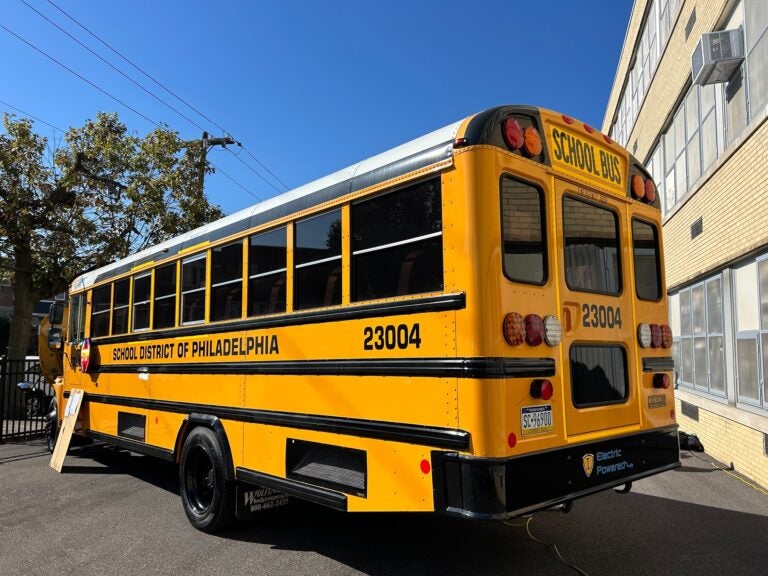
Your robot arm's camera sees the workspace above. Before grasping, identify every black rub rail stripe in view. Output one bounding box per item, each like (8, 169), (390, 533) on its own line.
(96, 357), (555, 379)
(237, 467), (347, 511)
(85, 430), (175, 461)
(94, 293), (466, 345)
(642, 357), (675, 373)
(83, 393), (471, 450)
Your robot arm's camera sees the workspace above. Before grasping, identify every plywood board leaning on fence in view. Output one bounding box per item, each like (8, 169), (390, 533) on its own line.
(50, 388), (84, 472)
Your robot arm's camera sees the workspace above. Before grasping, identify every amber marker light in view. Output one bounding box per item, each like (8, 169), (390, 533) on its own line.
(661, 325), (673, 349)
(631, 174), (646, 200)
(503, 312), (525, 346)
(523, 126), (543, 157)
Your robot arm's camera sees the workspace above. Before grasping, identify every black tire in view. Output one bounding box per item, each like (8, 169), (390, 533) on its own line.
(179, 427), (235, 533)
(45, 398), (58, 453)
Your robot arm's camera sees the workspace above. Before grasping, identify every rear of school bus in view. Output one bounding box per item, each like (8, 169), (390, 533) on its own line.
(434, 106), (679, 518)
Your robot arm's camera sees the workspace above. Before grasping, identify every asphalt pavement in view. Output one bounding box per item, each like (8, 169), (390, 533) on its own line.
(0, 439), (766, 576)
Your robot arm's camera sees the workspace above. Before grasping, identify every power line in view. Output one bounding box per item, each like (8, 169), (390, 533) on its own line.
(45, 0), (228, 135)
(226, 147), (284, 195)
(240, 144), (290, 190)
(44, 0), (290, 193)
(0, 98), (64, 133)
(0, 22), (161, 128)
(208, 160), (262, 202)
(19, 0), (208, 133)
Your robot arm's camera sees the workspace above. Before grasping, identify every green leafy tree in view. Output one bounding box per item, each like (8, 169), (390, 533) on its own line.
(0, 112), (223, 358)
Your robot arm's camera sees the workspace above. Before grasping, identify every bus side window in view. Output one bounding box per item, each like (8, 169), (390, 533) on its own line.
(294, 210), (342, 310)
(351, 178), (443, 301)
(211, 241), (243, 322)
(91, 284), (112, 337)
(68, 294), (86, 344)
(249, 227), (287, 316)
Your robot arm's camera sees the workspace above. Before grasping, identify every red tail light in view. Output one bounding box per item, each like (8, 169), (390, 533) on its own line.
(650, 324), (662, 348)
(530, 379), (554, 400)
(525, 314), (544, 346)
(653, 373), (670, 389)
(645, 179), (657, 203)
(502, 118), (524, 150)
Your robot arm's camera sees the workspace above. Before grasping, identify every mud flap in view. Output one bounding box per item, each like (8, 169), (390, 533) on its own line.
(235, 482), (291, 519)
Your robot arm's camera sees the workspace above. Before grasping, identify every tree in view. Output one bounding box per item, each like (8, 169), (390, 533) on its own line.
(0, 112), (224, 358)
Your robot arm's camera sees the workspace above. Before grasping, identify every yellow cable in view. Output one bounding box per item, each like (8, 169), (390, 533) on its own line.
(689, 451), (768, 496)
(505, 515), (591, 576)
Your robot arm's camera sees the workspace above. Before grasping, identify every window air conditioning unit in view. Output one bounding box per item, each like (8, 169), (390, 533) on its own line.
(691, 29), (745, 85)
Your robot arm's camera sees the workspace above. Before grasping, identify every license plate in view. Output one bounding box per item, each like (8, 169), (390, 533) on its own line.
(521, 405), (554, 436)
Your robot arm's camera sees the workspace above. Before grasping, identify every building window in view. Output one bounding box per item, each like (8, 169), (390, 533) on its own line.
(153, 263), (176, 329)
(294, 209), (342, 310)
(249, 227), (286, 316)
(181, 254), (206, 324)
(132, 273), (151, 331)
(210, 242), (243, 322)
(746, 0), (768, 118)
(670, 274), (725, 396)
(734, 258), (768, 409)
(610, 0), (683, 147)
(659, 82), (721, 214)
(352, 178), (443, 301)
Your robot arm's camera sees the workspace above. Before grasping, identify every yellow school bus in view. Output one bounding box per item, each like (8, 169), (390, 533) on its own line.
(49, 105), (679, 532)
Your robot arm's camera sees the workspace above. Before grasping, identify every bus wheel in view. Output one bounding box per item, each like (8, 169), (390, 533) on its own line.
(179, 427), (235, 533)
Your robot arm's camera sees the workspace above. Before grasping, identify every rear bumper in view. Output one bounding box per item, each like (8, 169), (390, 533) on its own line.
(432, 426), (680, 519)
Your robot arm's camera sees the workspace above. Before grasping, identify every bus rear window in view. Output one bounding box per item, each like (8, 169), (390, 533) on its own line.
(563, 196), (621, 295)
(632, 219), (661, 301)
(500, 176), (547, 284)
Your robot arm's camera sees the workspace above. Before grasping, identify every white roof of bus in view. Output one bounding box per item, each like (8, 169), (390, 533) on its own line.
(70, 118), (464, 292)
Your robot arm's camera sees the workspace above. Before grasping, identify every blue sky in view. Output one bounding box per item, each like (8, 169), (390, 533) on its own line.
(1, 0), (632, 215)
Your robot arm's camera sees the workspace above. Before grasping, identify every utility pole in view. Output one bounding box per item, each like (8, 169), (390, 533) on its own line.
(195, 132), (235, 195)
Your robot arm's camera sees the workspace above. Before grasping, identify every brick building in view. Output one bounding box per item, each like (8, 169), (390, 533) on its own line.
(603, 0), (768, 488)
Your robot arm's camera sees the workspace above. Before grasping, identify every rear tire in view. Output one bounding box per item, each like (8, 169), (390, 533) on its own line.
(179, 427), (235, 533)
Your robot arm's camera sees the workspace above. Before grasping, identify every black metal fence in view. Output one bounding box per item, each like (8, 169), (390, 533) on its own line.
(0, 357), (52, 442)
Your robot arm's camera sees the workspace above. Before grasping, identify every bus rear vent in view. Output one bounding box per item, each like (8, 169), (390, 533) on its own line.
(117, 412), (146, 441)
(286, 439), (367, 497)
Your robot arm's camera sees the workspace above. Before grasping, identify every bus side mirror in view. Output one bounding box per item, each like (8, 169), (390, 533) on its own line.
(48, 328), (63, 351)
(49, 302), (66, 325)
